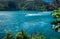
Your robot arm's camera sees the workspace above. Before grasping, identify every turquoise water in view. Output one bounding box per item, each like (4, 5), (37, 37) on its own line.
(0, 11), (60, 39)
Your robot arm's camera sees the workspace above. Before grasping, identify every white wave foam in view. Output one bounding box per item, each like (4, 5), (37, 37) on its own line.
(25, 12), (52, 16)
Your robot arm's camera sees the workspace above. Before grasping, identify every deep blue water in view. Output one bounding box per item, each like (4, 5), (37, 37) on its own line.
(0, 11), (60, 39)
(43, 0), (54, 2)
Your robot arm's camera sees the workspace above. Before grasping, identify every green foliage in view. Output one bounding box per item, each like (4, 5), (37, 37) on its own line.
(0, 3), (7, 10)
(53, 10), (58, 14)
(51, 20), (57, 25)
(51, 20), (60, 25)
(52, 7), (60, 18)
(58, 37), (60, 39)
(16, 31), (30, 39)
(32, 33), (46, 39)
(52, 7), (60, 24)
(50, 37), (56, 39)
(3, 31), (60, 39)
(16, 32), (24, 39)
(51, 7), (60, 32)
(3, 32), (13, 39)
(0, 0), (49, 11)
(58, 8), (60, 12)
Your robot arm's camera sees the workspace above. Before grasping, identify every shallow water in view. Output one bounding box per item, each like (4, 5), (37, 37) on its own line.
(0, 11), (60, 39)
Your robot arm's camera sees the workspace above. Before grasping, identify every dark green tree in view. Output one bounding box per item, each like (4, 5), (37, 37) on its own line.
(3, 32), (13, 39)
(7, 1), (17, 11)
(16, 30), (30, 39)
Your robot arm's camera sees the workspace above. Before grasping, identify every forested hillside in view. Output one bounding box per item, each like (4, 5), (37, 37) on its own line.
(0, 0), (59, 11)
